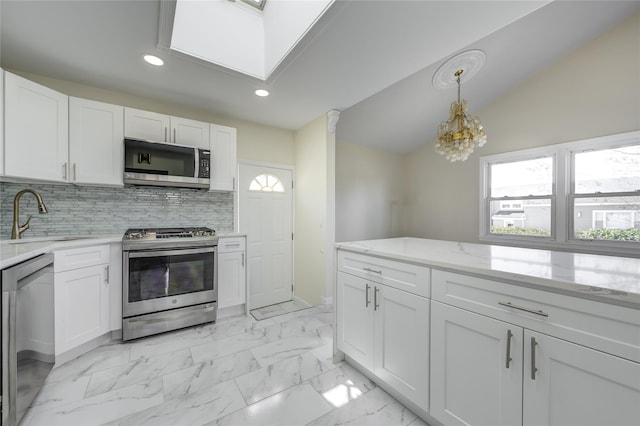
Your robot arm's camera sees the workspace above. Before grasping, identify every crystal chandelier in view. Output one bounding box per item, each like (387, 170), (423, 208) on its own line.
(435, 69), (486, 162)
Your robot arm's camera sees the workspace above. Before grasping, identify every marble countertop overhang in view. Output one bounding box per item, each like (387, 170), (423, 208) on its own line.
(336, 237), (640, 309)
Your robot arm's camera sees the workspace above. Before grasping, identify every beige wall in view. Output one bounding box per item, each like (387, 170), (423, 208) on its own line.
(404, 12), (640, 244)
(335, 140), (407, 242)
(293, 114), (330, 305)
(9, 70), (295, 166)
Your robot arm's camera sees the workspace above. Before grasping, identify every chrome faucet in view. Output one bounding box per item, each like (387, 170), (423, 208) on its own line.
(11, 189), (49, 240)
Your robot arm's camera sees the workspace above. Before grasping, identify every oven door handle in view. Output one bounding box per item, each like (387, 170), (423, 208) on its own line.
(126, 246), (216, 258)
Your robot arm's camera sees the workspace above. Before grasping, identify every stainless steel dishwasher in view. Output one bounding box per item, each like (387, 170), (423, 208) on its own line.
(1, 253), (55, 426)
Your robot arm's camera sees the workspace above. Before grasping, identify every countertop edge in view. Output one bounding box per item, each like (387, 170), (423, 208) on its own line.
(0, 235), (122, 270)
(335, 239), (640, 310)
(1, 233), (246, 270)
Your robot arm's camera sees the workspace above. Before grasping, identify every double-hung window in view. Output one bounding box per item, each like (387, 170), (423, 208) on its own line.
(480, 131), (640, 255)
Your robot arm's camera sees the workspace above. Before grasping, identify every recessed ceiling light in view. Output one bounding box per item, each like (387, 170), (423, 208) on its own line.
(144, 54), (164, 66)
(255, 89), (269, 97)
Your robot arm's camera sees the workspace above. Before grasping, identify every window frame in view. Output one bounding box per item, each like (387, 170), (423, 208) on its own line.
(479, 130), (640, 256)
(249, 173), (286, 193)
(480, 146), (559, 243)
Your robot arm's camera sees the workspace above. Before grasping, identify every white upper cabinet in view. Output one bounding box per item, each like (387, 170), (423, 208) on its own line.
(210, 124), (237, 192)
(4, 72), (69, 182)
(170, 116), (210, 148)
(124, 107), (210, 148)
(0, 69), (4, 175)
(124, 107), (170, 143)
(69, 97), (124, 186)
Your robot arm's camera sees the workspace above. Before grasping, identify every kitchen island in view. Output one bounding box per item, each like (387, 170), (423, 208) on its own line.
(335, 237), (640, 426)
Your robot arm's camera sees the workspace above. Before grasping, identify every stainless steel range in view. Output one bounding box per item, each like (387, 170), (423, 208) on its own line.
(122, 227), (217, 341)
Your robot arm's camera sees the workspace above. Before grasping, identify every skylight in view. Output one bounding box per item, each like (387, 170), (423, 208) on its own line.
(240, 0), (266, 11)
(170, 0), (334, 81)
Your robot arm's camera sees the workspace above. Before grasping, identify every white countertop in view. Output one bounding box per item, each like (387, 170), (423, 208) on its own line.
(336, 237), (640, 309)
(0, 235), (123, 269)
(0, 232), (247, 270)
(217, 233), (247, 238)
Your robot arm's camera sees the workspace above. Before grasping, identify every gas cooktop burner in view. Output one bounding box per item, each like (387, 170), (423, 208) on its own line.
(123, 227), (216, 240)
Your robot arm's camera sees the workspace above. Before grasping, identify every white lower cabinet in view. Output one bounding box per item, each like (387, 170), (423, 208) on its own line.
(336, 272), (374, 368)
(54, 265), (110, 355)
(523, 330), (640, 426)
(109, 242), (123, 332)
(54, 245), (111, 358)
(337, 270), (430, 412)
(217, 236), (246, 310)
(374, 283), (430, 408)
(430, 270), (640, 426)
(430, 301), (522, 425)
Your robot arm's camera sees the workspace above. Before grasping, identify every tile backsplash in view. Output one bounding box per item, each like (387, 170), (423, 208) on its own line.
(0, 182), (234, 238)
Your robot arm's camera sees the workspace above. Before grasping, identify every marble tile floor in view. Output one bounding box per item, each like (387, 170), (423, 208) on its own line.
(22, 305), (429, 426)
(250, 299), (313, 321)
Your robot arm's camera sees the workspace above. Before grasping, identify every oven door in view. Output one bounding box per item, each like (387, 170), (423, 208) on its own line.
(123, 246), (216, 318)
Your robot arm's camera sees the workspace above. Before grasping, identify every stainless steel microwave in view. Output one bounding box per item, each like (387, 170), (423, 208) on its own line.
(123, 138), (211, 189)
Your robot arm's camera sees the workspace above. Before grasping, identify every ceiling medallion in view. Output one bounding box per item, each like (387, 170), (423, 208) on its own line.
(433, 50), (487, 162)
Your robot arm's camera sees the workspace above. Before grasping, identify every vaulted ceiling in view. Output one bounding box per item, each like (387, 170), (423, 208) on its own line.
(2, 1), (638, 153)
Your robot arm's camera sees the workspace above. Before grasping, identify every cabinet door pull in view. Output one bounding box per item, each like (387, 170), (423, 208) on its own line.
(365, 284), (370, 308)
(173, 128), (176, 144)
(374, 286), (380, 311)
(164, 127), (168, 142)
(105, 265), (110, 284)
(241, 253), (245, 267)
(499, 301), (549, 317)
(363, 267), (382, 274)
(73, 163), (77, 181)
(505, 329), (513, 369)
(233, 177), (236, 191)
(62, 162), (67, 180)
(531, 336), (538, 380)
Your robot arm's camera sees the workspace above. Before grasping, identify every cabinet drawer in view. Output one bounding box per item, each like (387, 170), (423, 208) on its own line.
(218, 237), (245, 253)
(54, 244), (110, 272)
(432, 269), (640, 363)
(337, 250), (430, 298)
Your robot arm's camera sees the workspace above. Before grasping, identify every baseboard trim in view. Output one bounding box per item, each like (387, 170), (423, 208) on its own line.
(55, 332), (113, 365)
(292, 296), (313, 308)
(218, 304), (246, 319)
(320, 295), (333, 305)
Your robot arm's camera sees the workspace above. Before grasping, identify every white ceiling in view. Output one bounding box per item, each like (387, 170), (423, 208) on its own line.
(2, 1), (638, 154)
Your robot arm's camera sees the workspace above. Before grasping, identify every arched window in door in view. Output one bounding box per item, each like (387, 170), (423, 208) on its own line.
(249, 173), (285, 192)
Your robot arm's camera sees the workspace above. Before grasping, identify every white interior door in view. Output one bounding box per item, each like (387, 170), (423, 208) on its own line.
(239, 164), (293, 309)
